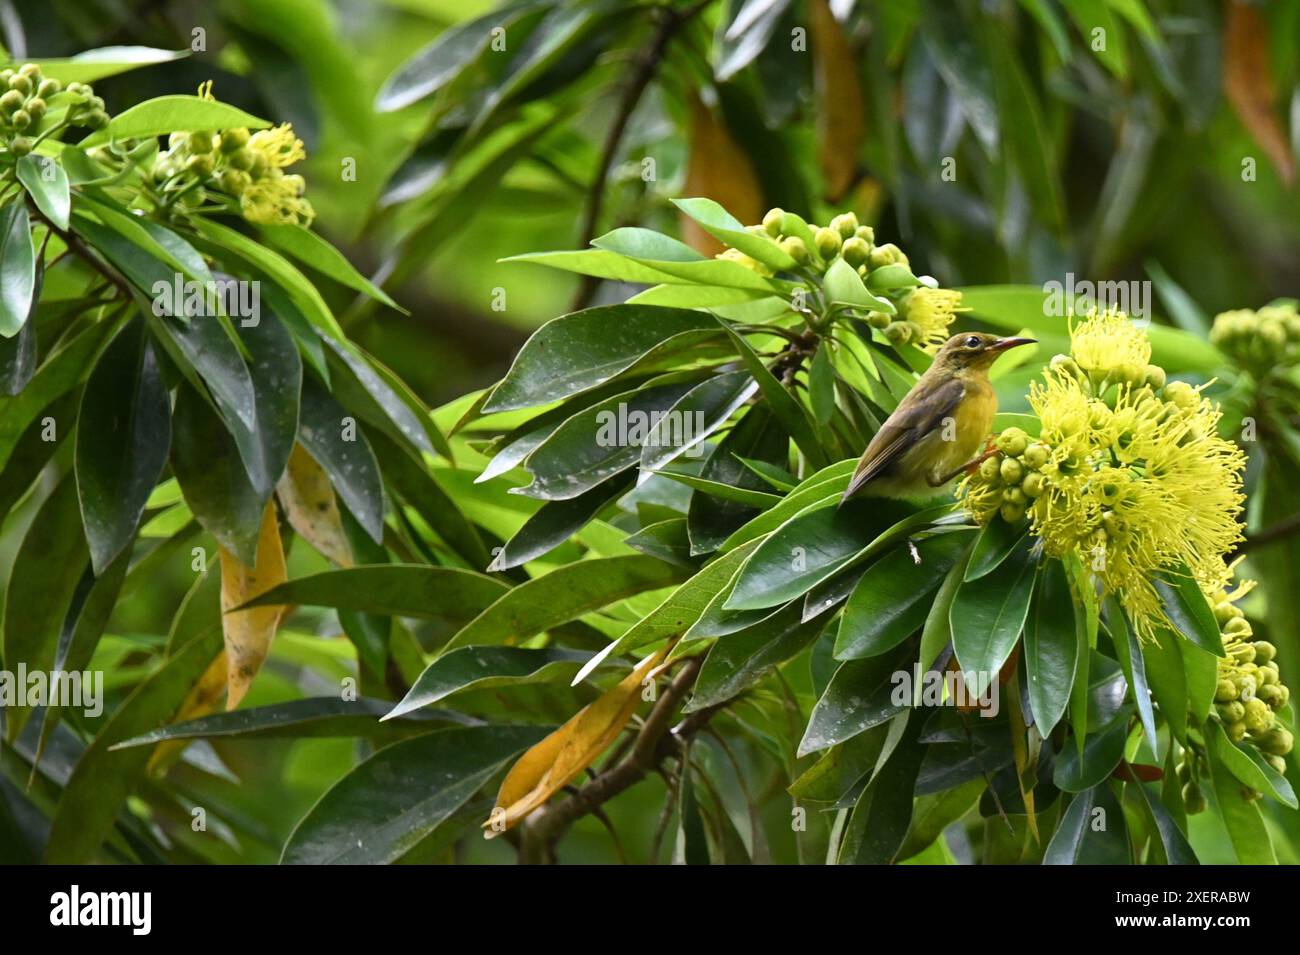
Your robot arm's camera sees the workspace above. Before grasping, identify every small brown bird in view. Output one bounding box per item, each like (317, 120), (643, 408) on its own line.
(840, 332), (1035, 503)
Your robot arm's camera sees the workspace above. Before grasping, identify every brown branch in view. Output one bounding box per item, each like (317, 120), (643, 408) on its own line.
(30, 205), (135, 301)
(569, 1), (706, 311)
(517, 655), (713, 863)
(1236, 511), (1300, 553)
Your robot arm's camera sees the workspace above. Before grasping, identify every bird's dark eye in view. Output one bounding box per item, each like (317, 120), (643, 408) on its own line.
(965, 336), (981, 348)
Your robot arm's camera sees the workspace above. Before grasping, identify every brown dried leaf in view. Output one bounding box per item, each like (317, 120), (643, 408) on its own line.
(681, 95), (764, 255)
(276, 443), (353, 567)
(220, 501), (288, 708)
(811, 0), (866, 201)
(1223, 0), (1294, 186)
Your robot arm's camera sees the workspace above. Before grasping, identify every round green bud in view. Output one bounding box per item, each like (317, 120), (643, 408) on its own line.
(228, 147), (255, 171)
(779, 236), (809, 265)
(1235, 673), (1258, 700)
(8, 74), (32, 95)
(1226, 720), (1248, 742)
(1021, 472), (1045, 498)
(10, 109), (31, 131)
(830, 212), (859, 239)
(883, 321), (911, 346)
(1213, 600), (1243, 625)
(1001, 485), (1026, 506)
(84, 110), (109, 130)
(1258, 727), (1294, 756)
(1224, 616), (1253, 637)
(1143, 365), (1166, 391)
(18, 63), (41, 79)
(999, 500), (1027, 524)
(249, 152), (268, 178)
(188, 132), (215, 154)
(65, 82), (89, 97)
(1257, 665), (1278, 687)
(185, 153), (215, 177)
(1176, 762), (1192, 785)
(0, 71), (10, 85)
(1022, 443), (1049, 470)
(1243, 697), (1273, 734)
(1163, 380), (1197, 409)
(219, 168), (252, 194)
(868, 243), (907, 270)
(1049, 354), (1082, 380)
(1257, 683), (1283, 707)
(89, 95), (105, 111)
(9, 136), (32, 156)
(36, 78), (60, 99)
(220, 127), (251, 153)
(1266, 754), (1288, 775)
(25, 97), (45, 120)
(1231, 642), (1257, 664)
(854, 225), (875, 245)
(841, 236), (871, 268)
(857, 264), (869, 278)
(1217, 700), (1246, 723)
(1182, 782), (1207, 814)
(744, 224), (768, 236)
(999, 457), (1024, 485)
(761, 208), (784, 237)
(0, 89), (23, 114)
(995, 428), (1029, 456)
(814, 226), (842, 259)
(1278, 684), (1290, 706)
(1215, 678), (1239, 702)
(1253, 640), (1276, 664)
(866, 310), (891, 330)
(978, 456), (1002, 483)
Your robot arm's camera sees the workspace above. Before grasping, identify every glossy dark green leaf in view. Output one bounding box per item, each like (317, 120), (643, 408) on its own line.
(1022, 559), (1079, 735)
(715, 0), (792, 80)
(624, 518), (697, 569)
(1154, 568), (1223, 656)
(280, 724), (547, 864)
(1205, 724), (1277, 864)
(1207, 721), (1297, 809)
(725, 498), (918, 611)
(799, 652), (910, 756)
(75, 318), (171, 573)
(238, 565), (508, 630)
(17, 155), (70, 230)
(0, 256), (38, 395)
(835, 532), (970, 660)
(260, 225), (400, 309)
(808, 343), (836, 425)
(688, 600), (830, 712)
(688, 405), (789, 555)
(110, 697), (459, 749)
(1132, 779), (1198, 865)
(1052, 709), (1131, 792)
(920, 2), (999, 152)
(656, 471), (781, 508)
(0, 202), (35, 338)
(950, 531), (1037, 678)
(964, 518), (1030, 581)
(1043, 784), (1130, 864)
(387, 647), (591, 720)
(640, 370), (757, 473)
(1107, 599), (1158, 757)
(1142, 627), (1190, 744)
(444, 555), (687, 653)
(148, 309), (256, 430)
(323, 335), (443, 459)
(492, 474), (631, 571)
(231, 313), (301, 499)
(838, 714), (925, 864)
(43, 626), (224, 863)
(717, 458), (857, 552)
(483, 305), (720, 413)
(789, 728), (888, 804)
(671, 198), (796, 270)
(299, 375), (385, 543)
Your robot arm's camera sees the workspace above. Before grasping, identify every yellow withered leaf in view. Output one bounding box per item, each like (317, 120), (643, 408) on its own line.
(220, 501), (288, 708)
(485, 646), (671, 835)
(276, 443), (353, 567)
(810, 0), (866, 201)
(681, 95), (764, 256)
(146, 650), (228, 776)
(1223, 0), (1294, 186)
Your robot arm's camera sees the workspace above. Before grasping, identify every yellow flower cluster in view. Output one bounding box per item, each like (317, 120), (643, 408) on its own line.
(961, 310), (1247, 640)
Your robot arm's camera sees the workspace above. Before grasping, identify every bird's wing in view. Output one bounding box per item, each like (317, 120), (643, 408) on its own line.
(841, 376), (966, 500)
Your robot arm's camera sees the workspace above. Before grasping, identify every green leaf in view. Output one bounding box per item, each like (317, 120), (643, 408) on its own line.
(1154, 568), (1223, 657)
(1022, 559), (1079, 735)
(671, 197), (797, 269)
(688, 600), (830, 712)
(688, 405), (789, 555)
(79, 94), (270, 147)
(1132, 779), (1198, 865)
(483, 305), (721, 413)
(725, 498), (918, 610)
(239, 565), (507, 630)
(19, 47), (188, 84)
(17, 155), (70, 230)
(837, 714), (925, 863)
(75, 318), (171, 573)
(322, 336), (444, 459)
(656, 471), (781, 509)
(920, 4), (999, 152)
(822, 258), (895, 312)
(964, 518), (1030, 581)
(808, 344), (836, 425)
(799, 652), (909, 755)
(865, 263), (920, 292)
(0, 202), (35, 338)
(299, 376), (385, 543)
(110, 697), (456, 749)
(503, 249), (685, 286)
(1142, 627), (1190, 745)
(1207, 721), (1297, 809)
(259, 224), (402, 311)
(950, 532), (1037, 677)
(1107, 600), (1158, 757)
(1063, 0), (1127, 78)
(443, 555), (687, 653)
(231, 314), (301, 498)
(717, 458), (858, 552)
(1205, 723), (1277, 864)
(43, 626), (224, 863)
(641, 370), (758, 473)
(491, 474), (632, 571)
(835, 532), (970, 659)
(387, 648), (591, 719)
(280, 725), (547, 864)
(1043, 784), (1130, 864)
(1052, 709), (1131, 792)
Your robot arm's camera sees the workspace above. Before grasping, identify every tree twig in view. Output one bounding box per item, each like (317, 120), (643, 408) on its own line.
(1237, 511), (1300, 553)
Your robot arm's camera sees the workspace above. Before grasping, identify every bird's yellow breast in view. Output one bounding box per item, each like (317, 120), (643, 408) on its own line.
(904, 375), (997, 484)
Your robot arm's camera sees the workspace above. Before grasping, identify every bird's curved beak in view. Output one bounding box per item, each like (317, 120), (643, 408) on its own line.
(990, 336), (1036, 352)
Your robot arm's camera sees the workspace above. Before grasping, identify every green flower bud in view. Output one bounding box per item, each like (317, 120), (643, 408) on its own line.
(85, 110), (109, 130)
(999, 500), (1027, 524)
(744, 224), (768, 236)
(866, 310), (891, 330)
(1231, 642), (1257, 664)
(1163, 380), (1197, 409)
(1021, 472), (1045, 498)
(186, 153), (215, 177)
(1257, 664), (1278, 687)
(1257, 683), (1283, 707)
(1217, 700), (1246, 723)
(10, 109), (31, 130)
(978, 456), (1002, 483)
(1143, 365), (1166, 391)
(0, 71), (11, 86)
(1176, 762), (1192, 785)
(1224, 616), (1252, 637)
(854, 225), (875, 245)
(1266, 754), (1288, 775)
(841, 236), (870, 268)
(25, 97), (45, 120)
(9, 136), (32, 156)
(220, 127), (251, 153)
(1050, 354), (1082, 380)
(18, 63), (41, 79)
(883, 321), (911, 346)
(1215, 678), (1239, 702)
(830, 212), (859, 239)
(228, 147), (255, 171)
(999, 457), (1024, 485)
(8, 74), (32, 95)
(249, 152), (268, 177)
(1213, 600), (1243, 625)
(779, 236), (809, 264)
(868, 243), (907, 270)
(1234, 673), (1257, 700)
(995, 428), (1029, 456)
(1001, 487), (1027, 507)
(1243, 697), (1272, 734)
(36, 78), (60, 99)
(1022, 443), (1049, 470)
(65, 82), (89, 98)
(1226, 720), (1248, 742)
(1182, 782), (1207, 814)
(1258, 727), (1293, 756)
(814, 226), (842, 259)
(0, 89), (23, 114)
(219, 168), (252, 194)
(1278, 684), (1290, 706)
(1253, 640), (1276, 664)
